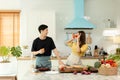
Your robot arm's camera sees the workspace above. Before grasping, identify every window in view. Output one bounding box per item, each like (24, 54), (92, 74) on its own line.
(0, 10), (20, 47)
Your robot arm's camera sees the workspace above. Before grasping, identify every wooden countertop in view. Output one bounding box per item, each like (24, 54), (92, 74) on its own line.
(17, 56), (67, 60)
(17, 56), (103, 60)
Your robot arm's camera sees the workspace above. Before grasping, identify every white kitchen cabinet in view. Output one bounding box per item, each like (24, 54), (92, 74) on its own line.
(0, 57), (17, 75)
(17, 60), (32, 80)
(81, 59), (98, 66)
(0, 57), (17, 80)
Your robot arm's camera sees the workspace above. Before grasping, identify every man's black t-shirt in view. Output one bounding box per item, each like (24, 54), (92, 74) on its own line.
(31, 36), (56, 56)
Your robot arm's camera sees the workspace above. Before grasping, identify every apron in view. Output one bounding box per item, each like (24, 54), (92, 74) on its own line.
(36, 56), (51, 69)
(66, 53), (83, 66)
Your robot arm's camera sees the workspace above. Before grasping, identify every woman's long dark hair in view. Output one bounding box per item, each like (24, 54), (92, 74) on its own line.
(78, 31), (86, 48)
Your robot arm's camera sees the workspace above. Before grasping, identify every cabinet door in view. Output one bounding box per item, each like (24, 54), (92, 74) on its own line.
(17, 60), (32, 80)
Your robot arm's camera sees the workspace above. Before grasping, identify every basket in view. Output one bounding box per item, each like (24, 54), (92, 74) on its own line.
(98, 67), (118, 75)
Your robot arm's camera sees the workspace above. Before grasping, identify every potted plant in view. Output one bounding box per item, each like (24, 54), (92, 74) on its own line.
(0, 46), (22, 75)
(0, 46), (11, 63)
(0, 46), (22, 63)
(10, 46), (22, 57)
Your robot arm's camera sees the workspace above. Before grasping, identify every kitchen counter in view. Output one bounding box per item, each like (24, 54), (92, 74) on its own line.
(19, 69), (120, 80)
(17, 60), (120, 80)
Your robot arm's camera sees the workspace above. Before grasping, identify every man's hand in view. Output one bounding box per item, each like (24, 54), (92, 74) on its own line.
(32, 48), (45, 55)
(38, 48), (45, 54)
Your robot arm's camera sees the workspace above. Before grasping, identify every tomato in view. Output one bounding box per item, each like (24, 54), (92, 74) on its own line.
(111, 63), (118, 67)
(101, 59), (105, 64)
(105, 60), (109, 63)
(60, 67), (65, 71)
(75, 35), (78, 38)
(109, 60), (114, 63)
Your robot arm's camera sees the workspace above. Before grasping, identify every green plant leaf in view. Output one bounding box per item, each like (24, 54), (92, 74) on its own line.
(0, 46), (11, 62)
(0, 46), (10, 56)
(107, 54), (120, 66)
(10, 46), (22, 57)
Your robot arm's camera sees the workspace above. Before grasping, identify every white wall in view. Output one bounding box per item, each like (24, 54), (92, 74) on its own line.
(0, 0), (119, 56)
(0, 0), (20, 9)
(116, 0), (120, 28)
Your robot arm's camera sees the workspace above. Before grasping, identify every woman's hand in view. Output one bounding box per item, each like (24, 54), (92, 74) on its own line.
(76, 33), (81, 40)
(72, 33), (75, 39)
(59, 60), (65, 66)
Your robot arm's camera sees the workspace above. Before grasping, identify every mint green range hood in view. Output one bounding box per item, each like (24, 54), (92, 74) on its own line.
(65, 0), (95, 29)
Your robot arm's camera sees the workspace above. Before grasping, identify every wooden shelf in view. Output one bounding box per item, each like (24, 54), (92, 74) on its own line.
(0, 76), (17, 80)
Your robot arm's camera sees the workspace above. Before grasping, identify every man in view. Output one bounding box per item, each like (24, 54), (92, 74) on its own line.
(31, 24), (64, 70)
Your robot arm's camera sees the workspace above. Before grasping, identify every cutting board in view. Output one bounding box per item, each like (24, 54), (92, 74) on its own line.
(59, 65), (83, 73)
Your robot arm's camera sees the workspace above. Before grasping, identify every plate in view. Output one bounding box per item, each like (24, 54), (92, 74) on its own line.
(45, 71), (59, 74)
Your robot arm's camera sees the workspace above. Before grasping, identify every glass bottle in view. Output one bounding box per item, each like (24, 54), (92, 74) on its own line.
(86, 33), (92, 44)
(107, 19), (111, 28)
(94, 45), (99, 57)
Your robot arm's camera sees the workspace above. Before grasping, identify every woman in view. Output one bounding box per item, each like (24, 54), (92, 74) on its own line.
(66, 31), (88, 66)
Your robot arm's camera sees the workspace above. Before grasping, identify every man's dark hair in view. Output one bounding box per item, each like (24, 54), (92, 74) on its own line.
(38, 24), (48, 33)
